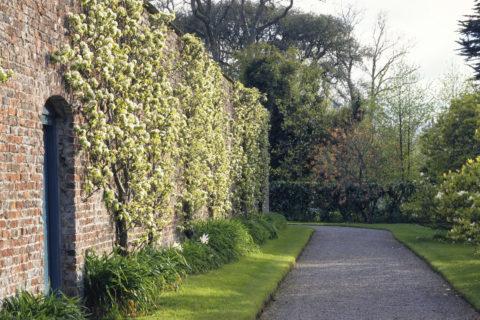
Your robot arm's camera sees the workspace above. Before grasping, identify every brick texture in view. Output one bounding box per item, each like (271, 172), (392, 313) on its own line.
(0, 0), (191, 298)
(0, 0), (241, 299)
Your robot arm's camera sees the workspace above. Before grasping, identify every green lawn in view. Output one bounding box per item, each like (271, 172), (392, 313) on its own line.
(293, 222), (480, 311)
(139, 225), (313, 320)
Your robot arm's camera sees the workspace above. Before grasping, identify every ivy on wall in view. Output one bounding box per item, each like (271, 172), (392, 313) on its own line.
(52, 0), (269, 248)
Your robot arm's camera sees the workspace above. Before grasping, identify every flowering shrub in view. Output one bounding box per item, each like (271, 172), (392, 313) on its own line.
(52, 0), (269, 248)
(438, 157), (480, 244)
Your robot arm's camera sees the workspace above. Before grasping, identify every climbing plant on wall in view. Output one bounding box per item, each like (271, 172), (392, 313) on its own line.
(53, 0), (182, 248)
(175, 34), (232, 220)
(52, 0), (269, 249)
(0, 58), (13, 83)
(231, 82), (270, 217)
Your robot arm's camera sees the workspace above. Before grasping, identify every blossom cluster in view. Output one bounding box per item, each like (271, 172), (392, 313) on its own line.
(53, 0), (269, 246)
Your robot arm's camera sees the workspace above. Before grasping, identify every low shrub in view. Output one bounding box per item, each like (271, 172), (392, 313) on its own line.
(0, 289), (87, 320)
(191, 219), (257, 265)
(83, 248), (158, 319)
(438, 158), (480, 245)
(265, 212), (287, 230)
(401, 178), (444, 227)
(238, 218), (271, 245)
(237, 213), (287, 245)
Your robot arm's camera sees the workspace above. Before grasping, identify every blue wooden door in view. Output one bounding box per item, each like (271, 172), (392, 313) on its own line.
(42, 107), (61, 292)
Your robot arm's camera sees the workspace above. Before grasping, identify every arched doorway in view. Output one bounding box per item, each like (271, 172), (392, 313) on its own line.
(42, 102), (61, 292)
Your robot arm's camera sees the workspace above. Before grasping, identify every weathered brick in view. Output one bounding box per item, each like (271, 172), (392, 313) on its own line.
(0, 0), (221, 300)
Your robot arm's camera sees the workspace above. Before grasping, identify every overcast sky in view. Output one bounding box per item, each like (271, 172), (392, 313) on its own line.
(294, 0), (476, 82)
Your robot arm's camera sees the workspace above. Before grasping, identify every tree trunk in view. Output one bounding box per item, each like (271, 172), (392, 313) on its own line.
(115, 215), (128, 253)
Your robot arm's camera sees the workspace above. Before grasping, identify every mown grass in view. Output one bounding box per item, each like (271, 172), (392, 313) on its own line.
(293, 222), (480, 311)
(139, 225), (313, 320)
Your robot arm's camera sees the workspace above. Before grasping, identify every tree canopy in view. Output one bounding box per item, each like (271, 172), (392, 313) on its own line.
(420, 93), (480, 182)
(459, 0), (480, 79)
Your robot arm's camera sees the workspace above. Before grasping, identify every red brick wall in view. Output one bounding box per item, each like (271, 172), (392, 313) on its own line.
(0, 0), (234, 299)
(0, 0), (118, 297)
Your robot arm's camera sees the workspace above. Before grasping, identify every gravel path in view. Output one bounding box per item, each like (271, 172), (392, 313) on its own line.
(260, 226), (480, 320)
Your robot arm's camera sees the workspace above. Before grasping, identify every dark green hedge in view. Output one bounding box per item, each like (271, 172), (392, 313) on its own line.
(270, 181), (414, 223)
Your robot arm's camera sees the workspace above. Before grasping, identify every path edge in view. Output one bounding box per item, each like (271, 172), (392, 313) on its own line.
(298, 224), (479, 314)
(383, 228), (480, 314)
(255, 227), (315, 319)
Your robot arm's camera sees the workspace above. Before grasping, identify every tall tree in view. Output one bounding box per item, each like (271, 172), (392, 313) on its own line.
(376, 61), (431, 182)
(362, 13), (408, 121)
(421, 93), (480, 182)
(433, 62), (476, 113)
(175, 0), (293, 63)
(235, 43), (330, 181)
(458, 0), (480, 79)
(309, 121), (385, 187)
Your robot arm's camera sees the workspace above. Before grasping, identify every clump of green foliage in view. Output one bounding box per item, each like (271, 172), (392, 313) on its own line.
(0, 290), (87, 320)
(420, 93), (480, 183)
(238, 213), (286, 244)
(401, 177), (444, 228)
(190, 219), (257, 264)
(437, 158), (480, 245)
(84, 249), (156, 318)
(83, 247), (187, 319)
(239, 218), (272, 244)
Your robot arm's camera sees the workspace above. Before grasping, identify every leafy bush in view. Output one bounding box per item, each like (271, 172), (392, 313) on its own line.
(0, 290), (87, 320)
(265, 212), (288, 230)
(438, 158), (480, 244)
(238, 217), (272, 245)
(191, 219), (257, 265)
(401, 178), (444, 227)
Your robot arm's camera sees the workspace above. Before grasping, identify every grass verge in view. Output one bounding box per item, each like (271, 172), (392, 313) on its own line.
(293, 222), (480, 311)
(139, 225), (313, 320)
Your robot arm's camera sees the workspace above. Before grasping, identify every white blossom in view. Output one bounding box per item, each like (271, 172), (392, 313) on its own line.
(199, 233), (209, 244)
(172, 241), (182, 251)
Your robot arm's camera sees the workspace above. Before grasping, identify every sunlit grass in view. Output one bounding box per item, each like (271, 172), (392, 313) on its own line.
(293, 222), (480, 311)
(139, 226), (313, 320)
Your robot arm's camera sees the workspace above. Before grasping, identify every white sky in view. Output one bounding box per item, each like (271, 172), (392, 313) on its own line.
(294, 0), (476, 82)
